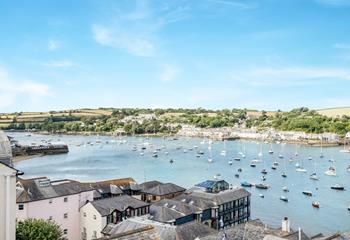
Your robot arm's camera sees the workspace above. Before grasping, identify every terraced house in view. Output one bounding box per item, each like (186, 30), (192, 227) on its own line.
(16, 177), (95, 240)
(140, 181), (186, 202)
(80, 195), (150, 240)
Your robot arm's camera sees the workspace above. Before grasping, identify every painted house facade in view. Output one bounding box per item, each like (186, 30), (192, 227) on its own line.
(16, 177), (95, 240)
(80, 195), (150, 240)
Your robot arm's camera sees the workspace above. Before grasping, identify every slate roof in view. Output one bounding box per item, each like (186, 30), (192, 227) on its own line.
(175, 187), (250, 208)
(99, 216), (217, 240)
(82, 178), (140, 194)
(139, 180), (163, 191)
(100, 216), (177, 240)
(195, 180), (228, 189)
(16, 177), (94, 203)
(91, 195), (150, 216)
(150, 199), (202, 223)
(142, 183), (186, 196)
(200, 219), (310, 240)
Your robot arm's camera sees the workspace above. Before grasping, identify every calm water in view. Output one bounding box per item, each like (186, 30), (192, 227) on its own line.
(12, 132), (350, 235)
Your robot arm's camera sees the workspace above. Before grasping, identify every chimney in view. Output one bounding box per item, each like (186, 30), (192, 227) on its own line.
(282, 217), (290, 233)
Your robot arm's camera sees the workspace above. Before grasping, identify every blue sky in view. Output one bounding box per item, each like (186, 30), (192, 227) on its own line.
(1, 0), (350, 112)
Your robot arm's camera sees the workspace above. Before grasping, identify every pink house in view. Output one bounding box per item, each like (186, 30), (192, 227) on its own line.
(16, 177), (95, 240)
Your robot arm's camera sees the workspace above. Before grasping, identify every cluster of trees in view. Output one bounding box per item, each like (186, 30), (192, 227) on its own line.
(17, 219), (64, 240)
(2, 107), (350, 135)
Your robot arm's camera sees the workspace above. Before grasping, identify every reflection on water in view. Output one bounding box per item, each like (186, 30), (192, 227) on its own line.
(12, 132), (350, 235)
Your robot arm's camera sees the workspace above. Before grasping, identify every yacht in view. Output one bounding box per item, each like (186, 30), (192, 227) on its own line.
(310, 173), (319, 181)
(296, 167), (307, 173)
(324, 166), (337, 176)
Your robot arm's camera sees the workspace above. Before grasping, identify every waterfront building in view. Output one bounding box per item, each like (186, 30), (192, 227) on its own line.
(149, 198), (203, 225)
(140, 181), (186, 202)
(80, 195), (150, 240)
(195, 179), (230, 193)
(175, 182), (251, 229)
(16, 177), (95, 240)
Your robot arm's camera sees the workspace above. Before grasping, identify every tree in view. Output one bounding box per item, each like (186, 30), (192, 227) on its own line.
(16, 219), (65, 240)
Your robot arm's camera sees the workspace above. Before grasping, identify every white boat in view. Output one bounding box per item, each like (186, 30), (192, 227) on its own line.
(228, 160), (233, 165)
(296, 167), (307, 173)
(220, 150), (226, 156)
(280, 196), (288, 202)
(283, 186), (289, 192)
(347, 165), (350, 172)
(295, 163), (300, 168)
(259, 194), (264, 198)
(310, 174), (319, 180)
(140, 152), (144, 156)
(308, 156), (312, 160)
(208, 158), (213, 163)
(278, 154), (283, 159)
(324, 166), (337, 176)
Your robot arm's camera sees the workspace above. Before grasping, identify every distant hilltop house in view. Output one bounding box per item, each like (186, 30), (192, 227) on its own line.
(120, 113), (156, 124)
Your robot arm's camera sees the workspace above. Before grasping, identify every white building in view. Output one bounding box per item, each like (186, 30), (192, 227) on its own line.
(0, 131), (18, 240)
(80, 195), (150, 240)
(16, 177), (95, 240)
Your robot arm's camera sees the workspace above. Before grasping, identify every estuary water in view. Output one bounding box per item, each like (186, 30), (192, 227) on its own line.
(12, 132), (350, 235)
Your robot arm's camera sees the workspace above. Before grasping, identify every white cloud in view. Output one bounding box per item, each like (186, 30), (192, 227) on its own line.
(231, 66), (350, 86)
(91, 1), (190, 57)
(0, 67), (50, 109)
(206, 0), (258, 9)
(159, 64), (180, 82)
(334, 43), (350, 49)
(92, 24), (155, 57)
(43, 60), (76, 68)
(315, 0), (350, 6)
(48, 39), (60, 51)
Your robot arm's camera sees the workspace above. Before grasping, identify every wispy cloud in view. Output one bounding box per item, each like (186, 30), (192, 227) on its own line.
(42, 60), (76, 68)
(48, 39), (60, 51)
(231, 66), (350, 86)
(334, 43), (350, 49)
(92, 24), (155, 57)
(159, 64), (180, 82)
(0, 67), (51, 108)
(315, 0), (350, 6)
(92, 0), (190, 57)
(206, 0), (258, 9)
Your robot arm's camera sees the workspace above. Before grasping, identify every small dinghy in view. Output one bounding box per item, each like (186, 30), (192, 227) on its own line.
(280, 196), (288, 202)
(234, 157), (241, 161)
(238, 168), (242, 172)
(283, 186), (289, 192)
(312, 201), (320, 208)
(281, 172), (287, 178)
(234, 174), (239, 178)
(331, 184), (345, 191)
(261, 169), (268, 174)
(228, 160), (233, 165)
(255, 183), (269, 189)
(302, 190), (313, 196)
(241, 181), (253, 187)
(271, 166), (277, 170)
(261, 176), (266, 181)
(259, 194), (264, 198)
(169, 159), (174, 164)
(250, 163), (257, 167)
